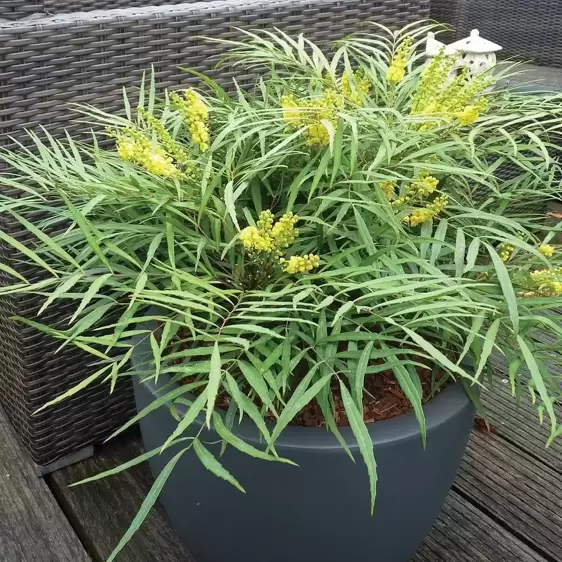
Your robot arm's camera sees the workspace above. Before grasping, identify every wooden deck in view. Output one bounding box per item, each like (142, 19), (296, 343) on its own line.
(1, 379), (561, 562)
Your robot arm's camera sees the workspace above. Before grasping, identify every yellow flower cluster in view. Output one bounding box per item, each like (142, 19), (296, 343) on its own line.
(138, 108), (192, 167)
(240, 211), (299, 256)
(539, 244), (555, 258)
(239, 226), (274, 253)
(456, 102), (486, 126)
(386, 37), (413, 84)
(379, 180), (397, 199)
(529, 267), (562, 296)
(341, 70), (371, 105)
(240, 211), (319, 276)
(411, 50), (494, 128)
(170, 89), (210, 152)
(281, 90), (343, 146)
(115, 128), (180, 178)
(402, 194), (449, 227)
(413, 174), (439, 196)
(280, 254), (320, 274)
(498, 243), (515, 262)
(393, 172), (440, 206)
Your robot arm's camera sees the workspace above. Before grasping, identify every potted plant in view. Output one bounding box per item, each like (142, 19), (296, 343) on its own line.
(1, 24), (561, 562)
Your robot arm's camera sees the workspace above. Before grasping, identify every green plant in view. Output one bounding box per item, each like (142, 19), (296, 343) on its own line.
(1, 23), (562, 560)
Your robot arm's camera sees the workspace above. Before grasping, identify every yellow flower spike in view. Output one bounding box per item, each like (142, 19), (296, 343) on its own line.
(281, 90), (342, 146)
(341, 70), (371, 105)
(115, 129), (181, 178)
(456, 105), (481, 126)
(239, 226), (273, 254)
(386, 36), (413, 84)
(529, 267), (562, 296)
(306, 122), (331, 146)
(498, 243), (515, 262)
(117, 138), (137, 161)
(412, 174), (439, 197)
(281, 254), (320, 275)
(271, 213), (299, 249)
(170, 88), (210, 152)
(141, 147), (179, 178)
(281, 94), (303, 126)
(539, 244), (555, 258)
(379, 180), (397, 199)
(241, 211), (300, 257)
(257, 210), (274, 236)
(402, 194), (449, 227)
(411, 48), (494, 127)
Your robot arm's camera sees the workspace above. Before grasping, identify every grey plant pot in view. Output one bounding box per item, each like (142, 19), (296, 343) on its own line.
(132, 325), (475, 562)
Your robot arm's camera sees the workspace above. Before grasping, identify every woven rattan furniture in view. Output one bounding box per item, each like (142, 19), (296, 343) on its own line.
(431, 0), (562, 68)
(0, 0), (430, 470)
(0, 0), (196, 20)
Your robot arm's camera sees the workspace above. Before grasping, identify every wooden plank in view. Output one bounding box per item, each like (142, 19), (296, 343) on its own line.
(0, 407), (90, 562)
(47, 432), (195, 562)
(481, 380), (562, 473)
(454, 430), (562, 561)
(414, 490), (549, 562)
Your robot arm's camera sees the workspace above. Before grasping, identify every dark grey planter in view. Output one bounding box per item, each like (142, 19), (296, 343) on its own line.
(133, 327), (475, 562)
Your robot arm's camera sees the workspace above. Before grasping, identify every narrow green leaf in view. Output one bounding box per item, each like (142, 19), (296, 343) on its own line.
(225, 372), (273, 445)
(213, 414), (296, 465)
(486, 243), (519, 334)
(353, 341), (374, 407)
(38, 273), (82, 315)
(339, 381), (378, 514)
(353, 207), (376, 255)
(0, 229), (58, 277)
(464, 237), (480, 273)
(206, 342), (222, 428)
(108, 381), (205, 441)
(332, 300), (354, 327)
(61, 193), (113, 272)
(474, 318), (501, 379)
(391, 363), (426, 446)
(106, 448), (188, 562)
(8, 210), (83, 272)
(166, 216), (176, 269)
(193, 439), (245, 493)
(150, 332), (161, 381)
(454, 228), (466, 278)
(70, 273), (113, 323)
(0, 263), (27, 283)
(392, 321), (476, 381)
(238, 360), (278, 417)
(35, 364), (112, 413)
(161, 389), (208, 451)
(270, 373), (331, 444)
(517, 336), (556, 431)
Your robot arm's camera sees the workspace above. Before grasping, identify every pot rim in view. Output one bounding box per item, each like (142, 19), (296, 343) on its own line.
(133, 312), (474, 453)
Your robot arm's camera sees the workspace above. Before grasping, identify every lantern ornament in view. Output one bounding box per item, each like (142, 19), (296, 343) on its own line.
(425, 31), (445, 59)
(425, 29), (502, 77)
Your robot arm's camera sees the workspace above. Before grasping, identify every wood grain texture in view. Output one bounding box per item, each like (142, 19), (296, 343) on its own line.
(47, 432), (195, 562)
(414, 490), (549, 562)
(454, 430), (562, 561)
(481, 380), (562, 473)
(0, 407), (90, 562)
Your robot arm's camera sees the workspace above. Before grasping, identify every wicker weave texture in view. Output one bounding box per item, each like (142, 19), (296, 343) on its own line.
(0, 0), (430, 465)
(0, 209), (136, 466)
(45, 0), (198, 13)
(0, 0), (430, 149)
(0, 0), (43, 21)
(431, 0), (562, 68)
(0, 0), (200, 20)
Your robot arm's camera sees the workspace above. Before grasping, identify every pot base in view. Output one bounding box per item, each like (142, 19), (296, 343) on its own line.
(134, 377), (474, 562)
